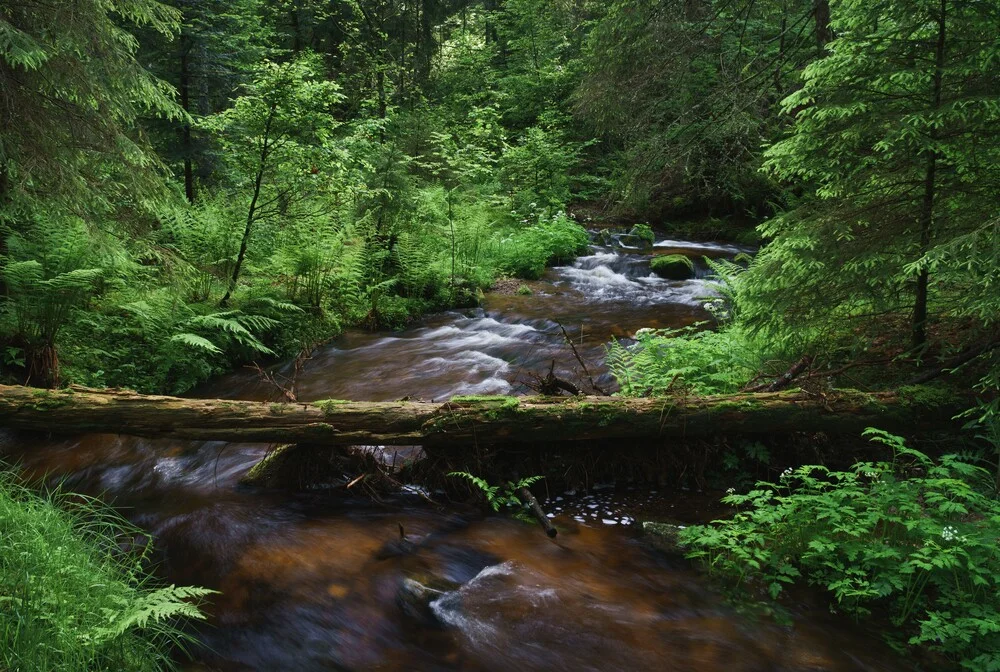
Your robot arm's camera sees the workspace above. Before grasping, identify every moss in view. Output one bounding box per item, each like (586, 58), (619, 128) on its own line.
(269, 403), (292, 415)
(896, 385), (955, 411)
(641, 521), (688, 554)
(710, 399), (763, 413)
(26, 390), (72, 411)
(240, 443), (298, 486)
(450, 395), (518, 404)
(650, 254), (695, 280)
(313, 399), (350, 416)
(425, 395), (523, 431)
(629, 223), (655, 246)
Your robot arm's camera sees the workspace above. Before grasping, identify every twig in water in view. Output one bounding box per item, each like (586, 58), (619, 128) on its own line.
(557, 322), (609, 395)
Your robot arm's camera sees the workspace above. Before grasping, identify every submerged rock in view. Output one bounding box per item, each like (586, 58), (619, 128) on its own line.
(396, 576), (456, 627)
(640, 521), (688, 554)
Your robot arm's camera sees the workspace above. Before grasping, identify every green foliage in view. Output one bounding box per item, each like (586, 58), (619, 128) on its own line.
(199, 53), (346, 302)
(0, 469), (214, 671)
(497, 120), (587, 218)
(0, 0), (181, 220)
(680, 429), (1000, 669)
(495, 213), (590, 280)
(575, 0), (815, 217)
(755, 0), (1000, 351)
(448, 471), (545, 522)
(58, 289), (301, 394)
(608, 324), (759, 396)
(1, 0), (604, 394)
(156, 198), (241, 302)
(630, 223), (655, 246)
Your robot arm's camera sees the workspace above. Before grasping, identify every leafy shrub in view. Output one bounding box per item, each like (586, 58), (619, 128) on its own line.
(156, 198), (239, 302)
(630, 223), (655, 246)
(497, 122), (582, 217)
(607, 324), (758, 395)
(0, 470), (214, 671)
(496, 213), (589, 279)
(679, 429), (1000, 670)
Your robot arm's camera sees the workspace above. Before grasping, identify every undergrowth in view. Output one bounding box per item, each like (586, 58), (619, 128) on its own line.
(0, 469), (214, 671)
(679, 429), (1000, 670)
(607, 324), (759, 395)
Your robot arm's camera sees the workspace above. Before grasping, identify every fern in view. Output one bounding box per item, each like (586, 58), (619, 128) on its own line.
(95, 585), (216, 638)
(184, 312), (275, 355)
(243, 296), (303, 315)
(169, 333), (222, 354)
(608, 325), (759, 396)
(448, 472), (545, 515)
(448, 471), (502, 510)
(0, 469), (214, 671)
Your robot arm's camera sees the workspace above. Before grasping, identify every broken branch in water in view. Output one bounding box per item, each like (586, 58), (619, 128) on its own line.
(557, 323), (609, 396)
(519, 486), (557, 538)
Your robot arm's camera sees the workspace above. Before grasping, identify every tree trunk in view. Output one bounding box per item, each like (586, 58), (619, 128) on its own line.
(179, 35), (195, 204)
(813, 0), (832, 51)
(417, 0), (435, 82)
(220, 105), (276, 307)
(0, 385), (962, 448)
(913, 0), (947, 351)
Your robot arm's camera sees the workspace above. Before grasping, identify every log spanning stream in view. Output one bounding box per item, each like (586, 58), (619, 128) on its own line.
(0, 239), (905, 671)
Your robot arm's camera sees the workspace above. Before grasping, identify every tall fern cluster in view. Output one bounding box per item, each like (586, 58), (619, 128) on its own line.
(0, 469), (213, 671)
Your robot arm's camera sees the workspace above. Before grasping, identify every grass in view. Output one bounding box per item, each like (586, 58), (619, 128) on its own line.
(0, 468), (214, 671)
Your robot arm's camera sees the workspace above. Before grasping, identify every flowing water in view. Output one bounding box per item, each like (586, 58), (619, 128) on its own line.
(0, 239), (904, 671)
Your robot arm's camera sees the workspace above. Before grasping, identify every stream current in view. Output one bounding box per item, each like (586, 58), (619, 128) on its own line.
(0, 239), (904, 671)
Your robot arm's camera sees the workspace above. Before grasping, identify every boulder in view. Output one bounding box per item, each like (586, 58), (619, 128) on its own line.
(650, 254), (695, 280)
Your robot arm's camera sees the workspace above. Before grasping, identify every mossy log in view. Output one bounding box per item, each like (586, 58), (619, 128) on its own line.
(0, 384), (962, 447)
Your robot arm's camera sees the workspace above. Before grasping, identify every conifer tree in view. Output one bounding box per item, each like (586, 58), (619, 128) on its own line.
(751, 0), (1000, 350)
(0, 0), (182, 221)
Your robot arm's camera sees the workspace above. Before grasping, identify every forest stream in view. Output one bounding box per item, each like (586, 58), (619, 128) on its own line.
(0, 238), (904, 671)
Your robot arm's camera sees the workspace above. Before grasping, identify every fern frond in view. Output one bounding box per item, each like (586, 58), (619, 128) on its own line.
(244, 296), (304, 314)
(514, 475), (544, 488)
(169, 333), (222, 354)
(95, 585), (217, 638)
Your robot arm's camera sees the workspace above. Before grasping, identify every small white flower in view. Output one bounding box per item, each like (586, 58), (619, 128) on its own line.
(941, 525), (958, 542)
(781, 467), (793, 479)
(726, 487), (735, 495)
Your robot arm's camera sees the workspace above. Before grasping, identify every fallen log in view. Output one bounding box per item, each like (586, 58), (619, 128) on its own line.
(0, 384), (963, 447)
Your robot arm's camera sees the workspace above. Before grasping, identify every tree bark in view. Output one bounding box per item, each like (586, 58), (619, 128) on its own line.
(912, 0), (947, 351)
(179, 34), (196, 204)
(0, 385), (962, 448)
(813, 0), (832, 51)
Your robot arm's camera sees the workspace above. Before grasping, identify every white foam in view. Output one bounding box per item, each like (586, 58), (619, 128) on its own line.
(654, 239), (748, 255)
